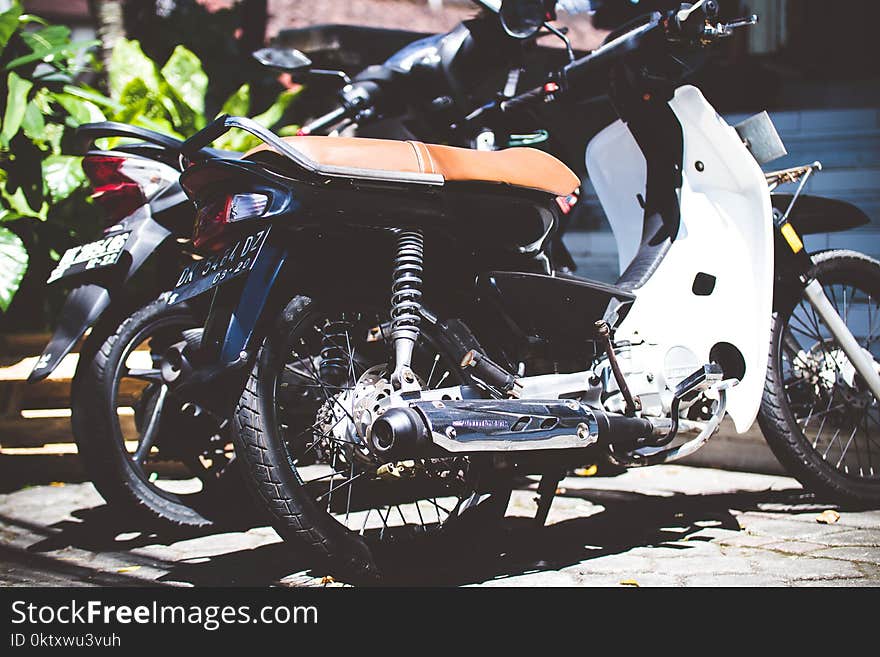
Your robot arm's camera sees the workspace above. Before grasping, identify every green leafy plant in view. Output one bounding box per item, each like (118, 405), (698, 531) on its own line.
(0, 1), (299, 316)
(102, 37), (300, 150)
(0, 2), (102, 312)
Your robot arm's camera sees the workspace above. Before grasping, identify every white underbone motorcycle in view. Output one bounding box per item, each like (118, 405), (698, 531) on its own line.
(163, 0), (880, 578)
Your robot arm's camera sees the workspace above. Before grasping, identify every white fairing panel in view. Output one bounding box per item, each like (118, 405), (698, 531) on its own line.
(592, 86), (774, 432)
(585, 120), (646, 274)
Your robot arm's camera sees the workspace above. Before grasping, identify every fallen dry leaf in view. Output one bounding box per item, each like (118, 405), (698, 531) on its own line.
(574, 465), (598, 477)
(816, 509), (840, 524)
(116, 566), (141, 573)
(49, 481), (65, 487)
(620, 579), (640, 587)
(321, 575), (335, 585)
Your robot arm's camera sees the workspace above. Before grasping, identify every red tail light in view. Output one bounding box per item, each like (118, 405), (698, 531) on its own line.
(192, 193), (269, 252)
(82, 156), (147, 223)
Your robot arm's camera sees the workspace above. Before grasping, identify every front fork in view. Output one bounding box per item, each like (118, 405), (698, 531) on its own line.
(776, 216), (880, 401)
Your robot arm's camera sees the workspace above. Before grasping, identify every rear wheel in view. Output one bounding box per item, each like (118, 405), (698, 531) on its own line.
(759, 250), (880, 506)
(72, 298), (245, 527)
(232, 297), (512, 580)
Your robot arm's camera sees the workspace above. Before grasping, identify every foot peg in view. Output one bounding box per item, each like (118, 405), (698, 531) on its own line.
(673, 363), (724, 401)
(650, 364), (726, 448)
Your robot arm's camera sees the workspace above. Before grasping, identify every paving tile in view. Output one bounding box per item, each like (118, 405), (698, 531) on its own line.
(1, 466), (878, 587)
(678, 573), (789, 586)
(811, 546), (880, 563)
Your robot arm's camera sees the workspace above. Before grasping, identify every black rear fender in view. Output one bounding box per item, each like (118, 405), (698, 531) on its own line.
(772, 194), (870, 235)
(27, 284), (111, 383)
(29, 211), (174, 382)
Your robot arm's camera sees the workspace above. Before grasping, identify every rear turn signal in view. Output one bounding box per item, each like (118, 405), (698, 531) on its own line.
(192, 193), (268, 251)
(82, 156), (147, 223)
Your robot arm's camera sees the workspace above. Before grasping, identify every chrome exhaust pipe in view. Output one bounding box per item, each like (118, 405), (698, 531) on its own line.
(368, 399), (656, 458)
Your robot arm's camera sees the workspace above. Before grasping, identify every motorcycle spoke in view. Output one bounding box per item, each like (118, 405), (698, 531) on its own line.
(426, 353), (440, 388)
(297, 348), (356, 424)
(124, 367), (164, 384)
(345, 462), (356, 526)
(811, 395), (835, 449)
(787, 319), (821, 345)
(132, 384), (168, 463)
(838, 425), (860, 472)
(314, 472), (365, 504)
(821, 427), (842, 460)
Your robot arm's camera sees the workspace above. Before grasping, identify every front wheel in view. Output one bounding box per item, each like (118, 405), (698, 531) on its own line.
(759, 250), (880, 506)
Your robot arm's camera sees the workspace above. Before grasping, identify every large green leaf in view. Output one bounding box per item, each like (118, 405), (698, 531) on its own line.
(220, 83), (250, 117)
(20, 23), (70, 56)
(62, 84), (124, 113)
(116, 77), (156, 119)
(0, 225), (27, 312)
(43, 154), (85, 204)
(251, 88), (300, 128)
(1, 184), (46, 220)
(20, 96), (45, 142)
(0, 4), (22, 55)
(160, 45), (207, 115)
(5, 38), (100, 71)
(1, 70), (33, 147)
(55, 93), (106, 126)
(112, 79), (181, 138)
(108, 39), (160, 101)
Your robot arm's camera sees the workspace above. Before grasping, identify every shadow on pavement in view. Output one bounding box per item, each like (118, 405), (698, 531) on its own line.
(143, 484), (823, 586)
(1, 451), (834, 586)
(366, 486), (826, 586)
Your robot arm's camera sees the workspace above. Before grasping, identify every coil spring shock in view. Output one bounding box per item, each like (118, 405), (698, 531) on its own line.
(319, 315), (354, 388)
(390, 228), (424, 387)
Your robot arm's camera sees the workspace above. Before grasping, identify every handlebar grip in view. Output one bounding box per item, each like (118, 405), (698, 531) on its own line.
(298, 105), (350, 136)
(561, 13), (662, 92)
(500, 85), (549, 113)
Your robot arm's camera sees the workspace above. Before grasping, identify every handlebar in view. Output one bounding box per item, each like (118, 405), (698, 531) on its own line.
(561, 12), (663, 92)
(297, 79), (385, 136)
(297, 105), (351, 136)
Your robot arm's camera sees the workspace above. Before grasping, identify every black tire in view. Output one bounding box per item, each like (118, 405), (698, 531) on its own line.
(72, 297), (244, 528)
(759, 249), (880, 507)
(232, 297), (512, 580)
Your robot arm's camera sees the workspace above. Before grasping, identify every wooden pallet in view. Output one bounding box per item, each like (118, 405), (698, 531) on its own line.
(0, 333), (141, 448)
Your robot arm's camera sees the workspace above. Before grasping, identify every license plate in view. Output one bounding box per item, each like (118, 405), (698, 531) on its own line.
(167, 227), (271, 305)
(46, 232), (131, 284)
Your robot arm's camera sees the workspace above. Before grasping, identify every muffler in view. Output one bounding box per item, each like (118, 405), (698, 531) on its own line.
(369, 399), (654, 457)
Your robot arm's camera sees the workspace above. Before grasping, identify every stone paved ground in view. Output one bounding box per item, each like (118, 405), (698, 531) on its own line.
(1, 458), (878, 587)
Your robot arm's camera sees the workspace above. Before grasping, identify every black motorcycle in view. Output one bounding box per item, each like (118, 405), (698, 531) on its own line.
(32, 0), (577, 528)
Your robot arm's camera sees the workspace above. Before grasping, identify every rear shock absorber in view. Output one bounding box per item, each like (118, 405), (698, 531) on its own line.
(390, 228), (424, 390)
(319, 315), (354, 388)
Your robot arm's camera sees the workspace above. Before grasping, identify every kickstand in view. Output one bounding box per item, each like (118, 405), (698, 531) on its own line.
(534, 472), (562, 527)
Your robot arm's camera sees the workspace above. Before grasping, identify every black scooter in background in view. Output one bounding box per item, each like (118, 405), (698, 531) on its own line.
(27, 2), (574, 527)
(29, 124), (252, 528)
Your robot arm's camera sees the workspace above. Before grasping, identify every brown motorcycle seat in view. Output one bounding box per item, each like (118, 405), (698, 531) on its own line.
(244, 136), (580, 197)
